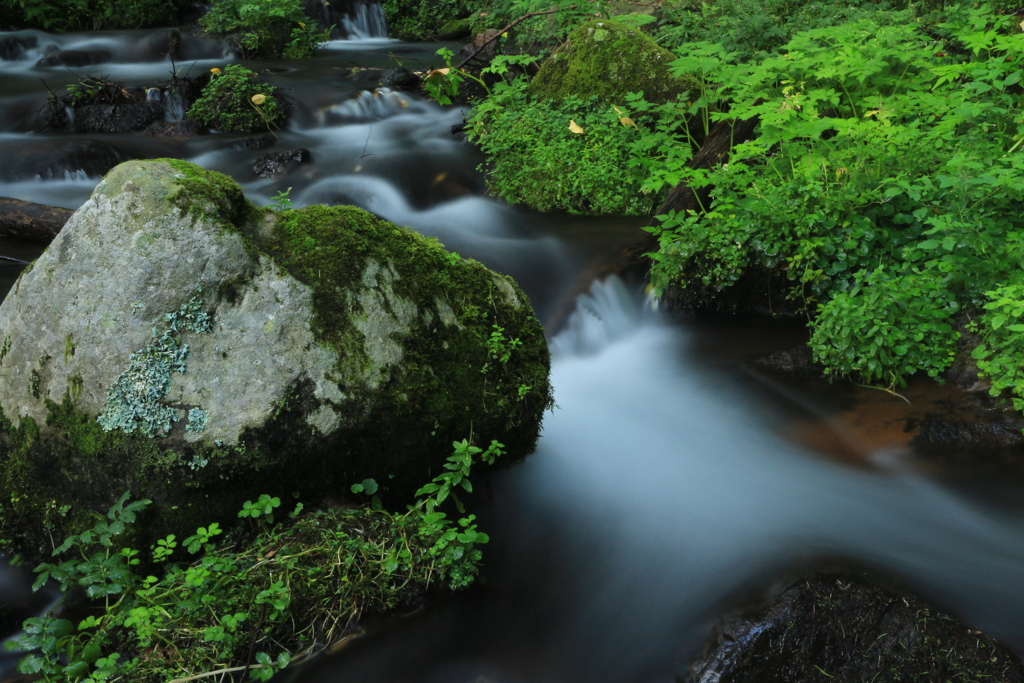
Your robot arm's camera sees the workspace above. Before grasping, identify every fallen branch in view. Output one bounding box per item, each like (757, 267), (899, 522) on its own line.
(455, 5), (577, 70)
(0, 196), (74, 243)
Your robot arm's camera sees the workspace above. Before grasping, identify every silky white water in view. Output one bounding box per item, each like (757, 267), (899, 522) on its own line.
(286, 277), (1024, 683)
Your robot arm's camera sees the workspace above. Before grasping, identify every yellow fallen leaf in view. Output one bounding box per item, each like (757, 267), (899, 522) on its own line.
(398, 98), (409, 108)
(432, 172), (447, 186)
(251, 93), (267, 105)
(435, 67), (450, 75)
(619, 116), (636, 127)
(210, 67), (221, 73)
(568, 119), (584, 134)
(353, 165), (362, 172)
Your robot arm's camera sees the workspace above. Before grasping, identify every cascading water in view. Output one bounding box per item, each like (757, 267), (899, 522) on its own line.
(303, 0), (389, 40)
(2, 22), (1024, 683)
(279, 276), (1024, 683)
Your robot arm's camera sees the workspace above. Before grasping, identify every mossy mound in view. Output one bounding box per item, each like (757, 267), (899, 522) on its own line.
(528, 19), (699, 104)
(688, 573), (1024, 683)
(0, 159), (552, 563)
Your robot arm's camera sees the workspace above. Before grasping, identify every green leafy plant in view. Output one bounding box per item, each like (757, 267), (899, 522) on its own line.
(639, 5), (1024, 394)
(13, 436), (504, 682)
(269, 187), (293, 211)
(199, 0), (329, 58)
(187, 65), (283, 134)
(971, 282), (1024, 411)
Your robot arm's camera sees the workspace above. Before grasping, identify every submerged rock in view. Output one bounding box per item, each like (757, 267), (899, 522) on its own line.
(0, 34), (37, 60)
(35, 48), (112, 68)
(0, 159), (552, 561)
(529, 20), (699, 104)
(35, 76), (164, 134)
(253, 148), (311, 178)
(686, 573), (1024, 683)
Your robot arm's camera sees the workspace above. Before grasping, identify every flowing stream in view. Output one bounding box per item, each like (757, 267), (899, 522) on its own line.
(3, 15), (1024, 683)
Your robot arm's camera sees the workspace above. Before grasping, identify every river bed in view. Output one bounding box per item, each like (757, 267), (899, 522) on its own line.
(2, 19), (1024, 683)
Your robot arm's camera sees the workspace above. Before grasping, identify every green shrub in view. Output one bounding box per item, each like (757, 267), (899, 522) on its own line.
(653, 0), (919, 61)
(810, 269), (960, 387)
(199, 0), (328, 59)
(971, 282), (1024, 411)
(642, 5), (1024, 392)
(187, 65), (283, 134)
(2, 0), (179, 30)
(382, 0), (482, 40)
(469, 89), (656, 215)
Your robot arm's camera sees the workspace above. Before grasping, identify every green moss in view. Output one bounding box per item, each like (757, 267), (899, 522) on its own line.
(266, 205), (553, 493)
(160, 158), (263, 233)
(529, 19), (700, 104)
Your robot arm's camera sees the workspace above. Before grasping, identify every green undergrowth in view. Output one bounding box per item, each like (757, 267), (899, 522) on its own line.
(652, 0), (928, 60)
(635, 3), (1024, 399)
(465, 53), (698, 215)
(198, 0), (329, 58)
(10, 438), (501, 683)
(1, 0), (182, 31)
(382, 0), (482, 40)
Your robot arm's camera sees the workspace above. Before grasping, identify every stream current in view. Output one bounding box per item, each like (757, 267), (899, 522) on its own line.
(3, 18), (1024, 683)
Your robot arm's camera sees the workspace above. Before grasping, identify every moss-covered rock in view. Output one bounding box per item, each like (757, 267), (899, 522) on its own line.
(528, 19), (699, 104)
(0, 159), (552, 562)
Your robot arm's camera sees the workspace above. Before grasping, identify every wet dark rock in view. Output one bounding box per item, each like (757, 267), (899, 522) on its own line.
(143, 120), (208, 137)
(232, 135), (276, 150)
(749, 345), (821, 376)
(459, 29), (501, 65)
(36, 48), (112, 68)
(253, 148), (311, 178)
(666, 262), (801, 317)
(35, 76), (165, 134)
(2, 139), (133, 182)
(944, 309), (984, 389)
(438, 16), (474, 41)
(686, 573), (1024, 683)
(0, 34), (37, 60)
(73, 101), (163, 133)
(380, 66), (422, 91)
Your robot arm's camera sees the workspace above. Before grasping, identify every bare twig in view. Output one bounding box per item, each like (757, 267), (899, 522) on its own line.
(0, 255), (30, 265)
(166, 664), (269, 683)
(454, 5), (577, 70)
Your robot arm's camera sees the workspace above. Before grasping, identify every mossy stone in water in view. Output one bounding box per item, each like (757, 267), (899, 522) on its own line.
(0, 159), (552, 562)
(529, 19), (699, 104)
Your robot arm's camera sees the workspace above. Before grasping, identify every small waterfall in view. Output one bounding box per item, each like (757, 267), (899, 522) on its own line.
(318, 88), (418, 124)
(303, 0), (388, 39)
(162, 88), (186, 122)
(341, 2), (387, 39)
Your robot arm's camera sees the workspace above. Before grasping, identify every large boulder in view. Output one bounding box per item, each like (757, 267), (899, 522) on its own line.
(528, 19), (699, 104)
(0, 159), (552, 560)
